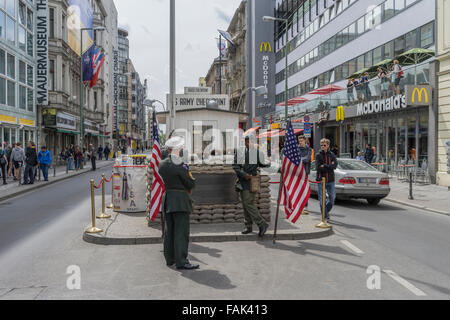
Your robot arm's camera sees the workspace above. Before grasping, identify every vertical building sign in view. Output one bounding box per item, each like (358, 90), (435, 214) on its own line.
(36, 0), (48, 105)
(113, 50), (119, 137)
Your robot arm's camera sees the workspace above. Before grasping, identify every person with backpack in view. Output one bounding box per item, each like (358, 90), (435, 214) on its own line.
(298, 135), (312, 215)
(10, 142), (26, 181)
(24, 141), (38, 185)
(0, 144), (8, 185)
(392, 60), (404, 95)
(38, 146), (52, 182)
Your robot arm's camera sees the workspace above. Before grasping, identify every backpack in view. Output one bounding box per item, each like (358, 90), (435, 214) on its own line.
(398, 65), (404, 79)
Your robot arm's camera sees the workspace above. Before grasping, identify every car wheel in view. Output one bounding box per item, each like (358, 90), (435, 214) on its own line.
(367, 198), (381, 206)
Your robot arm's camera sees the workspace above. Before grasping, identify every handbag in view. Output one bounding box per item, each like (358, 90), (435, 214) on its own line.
(250, 175), (261, 193)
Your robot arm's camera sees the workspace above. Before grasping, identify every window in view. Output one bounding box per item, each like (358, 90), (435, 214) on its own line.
(27, 8), (32, 31)
(18, 1), (25, 25)
(19, 85), (25, 109)
(0, 77), (5, 104)
(27, 88), (33, 111)
(421, 22), (434, 48)
(348, 22), (356, 41)
(18, 26), (26, 51)
(373, 46), (383, 64)
(7, 53), (14, 78)
(384, 0), (395, 20)
(49, 8), (54, 38)
(348, 59), (357, 75)
(319, 14), (325, 28)
(7, 80), (14, 106)
(365, 10), (373, 30)
(329, 5), (335, 20)
(364, 51), (373, 67)
(0, 11), (5, 39)
(324, 7), (329, 24)
(329, 69), (335, 83)
(384, 41), (394, 59)
(27, 32), (32, 56)
(27, 65), (32, 86)
(395, 0), (405, 12)
(62, 14), (66, 41)
(405, 29), (417, 50)
(357, 16), (365, 35)
(0, 49), (4, 74)
(6, 16), (14, 45)
(342, 62), (349, 78)
(373, 5), (382, 27)
(336, 1), (343, 15)
(19, 60), (25, 83)
(394, 35), (405, 56)
(336, 31), (343, 48)
(49, 60), (54, 90)
(6, 0), (14, 16)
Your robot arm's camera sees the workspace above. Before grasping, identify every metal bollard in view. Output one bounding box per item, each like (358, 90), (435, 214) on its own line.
(409, 171), (414, 200)
(53, 160), (56, 177)
(85, 179), (103, 234)
(66, 159), (69, 174)
(316, 178), (332, 229)
(97, 174), (111, 219)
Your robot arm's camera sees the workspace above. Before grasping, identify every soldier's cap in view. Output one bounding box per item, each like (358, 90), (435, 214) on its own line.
(165, 136), (185, 149)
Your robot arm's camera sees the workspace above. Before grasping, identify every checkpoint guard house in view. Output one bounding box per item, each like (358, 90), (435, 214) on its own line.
(157, 87), (249, 158)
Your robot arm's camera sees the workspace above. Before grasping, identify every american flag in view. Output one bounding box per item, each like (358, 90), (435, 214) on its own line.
(149, 111), (165, 221)
(279, 122), (311, 224)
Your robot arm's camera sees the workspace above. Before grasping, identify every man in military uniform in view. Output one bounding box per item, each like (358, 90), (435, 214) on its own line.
(159, 136), (199, 270)
(233, 136), (270, 237)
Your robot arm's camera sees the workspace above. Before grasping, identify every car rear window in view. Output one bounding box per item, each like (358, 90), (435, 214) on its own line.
(338, 160), (378, 171)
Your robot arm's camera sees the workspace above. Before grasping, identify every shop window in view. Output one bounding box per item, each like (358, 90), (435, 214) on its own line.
(384, 0), (395, 21)
(420, 22), (434, 48)
(419, 115), (428, 167)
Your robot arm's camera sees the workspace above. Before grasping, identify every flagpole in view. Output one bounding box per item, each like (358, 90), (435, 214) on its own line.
(273, 169), (284, 245)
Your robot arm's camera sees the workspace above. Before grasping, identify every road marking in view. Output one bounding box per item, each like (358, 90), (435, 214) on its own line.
(383, 270), (427, 296)
(340, 240), (364, 254)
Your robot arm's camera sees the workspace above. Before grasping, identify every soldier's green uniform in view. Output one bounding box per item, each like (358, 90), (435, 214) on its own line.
(159, 155), (196, 268)
(232, 146), (270, 234)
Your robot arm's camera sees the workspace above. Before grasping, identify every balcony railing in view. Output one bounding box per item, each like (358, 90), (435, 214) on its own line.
(268, 61), (432, 123)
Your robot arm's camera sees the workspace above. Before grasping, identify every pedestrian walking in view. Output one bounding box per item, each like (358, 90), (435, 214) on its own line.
(364, 144), (375, 164)
(298, 135), (312, 215)
(89, 144), (96, 171)
(38, 146), (52, 182)
(232, 136), (270, 237)
(75, 146), (83, 170)
(104, 145), (110, 160)
(67, 145), (75, 170)
(159, 136), (199, 270)
(0, 144), (8, 185)
(10, 142), (25, 181)
(315, 139), (338, 222)
(5, 142), (12, 179)
(24, 141), (38, 185)
(98, 145), (103, 161)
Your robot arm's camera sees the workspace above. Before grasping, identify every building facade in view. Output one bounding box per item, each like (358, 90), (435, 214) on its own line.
(205, 57), (228, 95)
(116, 27), (129, 148)
(0, 0), (37, 148)
(269, 0), (437, 182)
(436, 0), (450, 186)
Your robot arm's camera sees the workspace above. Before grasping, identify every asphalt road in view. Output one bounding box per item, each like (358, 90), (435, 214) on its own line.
(0, 170), (449, 300)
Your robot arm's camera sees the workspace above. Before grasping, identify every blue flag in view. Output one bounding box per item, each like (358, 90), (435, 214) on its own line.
(82, 44), (95, 83)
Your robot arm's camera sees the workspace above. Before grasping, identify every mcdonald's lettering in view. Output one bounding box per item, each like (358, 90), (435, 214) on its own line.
(260, 41), (272, 53)
(412, 88), (429, 104)
(336, 106), (345, 122)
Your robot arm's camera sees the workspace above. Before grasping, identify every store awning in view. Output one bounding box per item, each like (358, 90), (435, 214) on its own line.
(276, 97), (309, 107)
(308, 84), (344, 95)
(57, 129), (80, 135)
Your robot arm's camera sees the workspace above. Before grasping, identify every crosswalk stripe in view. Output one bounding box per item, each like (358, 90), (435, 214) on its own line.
(340, 240), (364, 254)
(383, 270), (427, 296)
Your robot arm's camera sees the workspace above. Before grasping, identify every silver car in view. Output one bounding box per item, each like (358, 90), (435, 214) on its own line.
(310, 158), (391, 205)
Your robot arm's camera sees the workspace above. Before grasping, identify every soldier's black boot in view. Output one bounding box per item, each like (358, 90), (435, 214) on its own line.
(241, 227), (253, 235)
(258, 224), (269, 237)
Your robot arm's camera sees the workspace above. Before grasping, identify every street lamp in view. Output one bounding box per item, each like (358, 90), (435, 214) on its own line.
(145, 99), (166, 111)
(236, 86), (268, 113)
(79, 26), (105, 149)
(263, 16), (289, 123)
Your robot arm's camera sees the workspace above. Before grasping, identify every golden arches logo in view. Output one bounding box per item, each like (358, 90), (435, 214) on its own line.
(260, 42), (272, 53)
(412, 88), (429, 104)
(336, 106), (345, 122)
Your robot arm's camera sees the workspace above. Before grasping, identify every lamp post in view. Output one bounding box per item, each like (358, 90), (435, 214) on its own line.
(79, 26), (105, 149)
(263, 16), (289, 124)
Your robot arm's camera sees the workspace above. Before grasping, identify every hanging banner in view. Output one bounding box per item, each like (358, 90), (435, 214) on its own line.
(67, 0), (94, 55)
(36, 0), (48, 105)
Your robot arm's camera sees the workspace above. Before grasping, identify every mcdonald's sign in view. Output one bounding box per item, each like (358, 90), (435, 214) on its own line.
(405, 85), (432, 106)
(336, 106), (345, 122)
(260, 41), (272, 53)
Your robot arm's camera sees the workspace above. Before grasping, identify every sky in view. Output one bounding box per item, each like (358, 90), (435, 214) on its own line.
(113, 0), (242, 112)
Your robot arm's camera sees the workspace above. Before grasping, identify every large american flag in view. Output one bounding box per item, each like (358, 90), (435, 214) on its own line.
(279, 122), (311, 224)
(149, 111), (165, 221)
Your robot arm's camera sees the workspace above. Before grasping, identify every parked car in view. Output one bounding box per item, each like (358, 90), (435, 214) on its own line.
(310, 158), (390, 205)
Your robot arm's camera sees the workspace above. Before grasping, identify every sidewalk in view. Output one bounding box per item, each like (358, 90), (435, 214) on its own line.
(0, 160), (113, 202)
(385, 178), (450, 216)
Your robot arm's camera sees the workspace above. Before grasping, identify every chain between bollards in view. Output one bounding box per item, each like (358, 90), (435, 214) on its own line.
(107, 171), (114, 209)
(85, 179), (103, 234)
(97, 174), (111, 219)
(316, 177), (332, 229)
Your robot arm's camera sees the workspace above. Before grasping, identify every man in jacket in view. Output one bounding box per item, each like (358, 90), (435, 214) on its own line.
(298, 135), (312, 215)
(89, 144), (96, 171)
(38, 146), (52, 182)
(24, 141), (38, 185)
(316, 139), (338, 222)
(10, 142), (25, 181)
(232, 136), (270, 237)
(98, 145), (104, 161)
(159, 136), (198, 270)
(364, 144), (374, 164)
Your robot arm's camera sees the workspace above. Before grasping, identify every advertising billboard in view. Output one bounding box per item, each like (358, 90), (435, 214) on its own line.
(67, 0), (94, 55)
